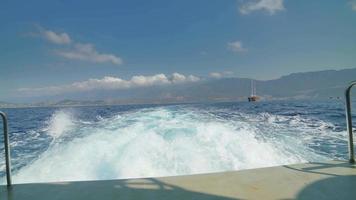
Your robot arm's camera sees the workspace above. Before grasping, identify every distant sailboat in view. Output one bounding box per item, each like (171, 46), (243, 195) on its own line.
(248, 80), (259, 102)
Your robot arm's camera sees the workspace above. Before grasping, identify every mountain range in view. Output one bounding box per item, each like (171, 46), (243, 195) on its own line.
(1, 68), (356, 108)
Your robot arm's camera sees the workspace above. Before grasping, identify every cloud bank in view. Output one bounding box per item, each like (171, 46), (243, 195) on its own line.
(38, 26), (123, 65)
(239, 0), (285, 15)
(56, 43), (123, 65)
(18, 73), (200, 96)
(41, 29), (71, 45)
(209, 71), (234, 79)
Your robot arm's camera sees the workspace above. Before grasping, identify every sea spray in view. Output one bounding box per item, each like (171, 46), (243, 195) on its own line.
(10, 105), (332, 184)
(47, 110), (75, 139)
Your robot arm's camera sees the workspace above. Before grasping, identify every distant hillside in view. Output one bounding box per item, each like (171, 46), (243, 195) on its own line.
(128, 68), (356, 102)
(258, 68), (356, 98)
(0, 101), (22, 108)
(1, 68), (356, 108)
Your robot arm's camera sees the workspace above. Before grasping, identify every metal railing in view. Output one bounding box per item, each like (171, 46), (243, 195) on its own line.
(0, 111), (12, 186)
(345, 82), (356, 163)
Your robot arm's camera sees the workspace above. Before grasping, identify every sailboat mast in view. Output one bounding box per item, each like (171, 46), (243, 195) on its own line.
(251, 80), (256, 96)
(251, 80), (253, 97)
(248, 79), (258, 102)
(254, 81), (256, 96)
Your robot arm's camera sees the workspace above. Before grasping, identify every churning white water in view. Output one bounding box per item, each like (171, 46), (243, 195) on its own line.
(8, 104), (345, 184)
(47, 110), (75, 139)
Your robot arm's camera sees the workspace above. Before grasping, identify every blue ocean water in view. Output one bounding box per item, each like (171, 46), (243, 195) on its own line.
(0, 100), (352, 184)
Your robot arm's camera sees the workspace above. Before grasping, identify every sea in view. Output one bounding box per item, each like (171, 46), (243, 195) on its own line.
(0, 100), (352, 184)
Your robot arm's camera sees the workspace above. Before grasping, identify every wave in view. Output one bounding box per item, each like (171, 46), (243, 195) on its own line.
(46, 110), (75, 139)
(9, 105), (342, 183)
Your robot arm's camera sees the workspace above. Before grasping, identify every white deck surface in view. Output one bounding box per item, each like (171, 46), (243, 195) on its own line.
(1, 160), (356, 200)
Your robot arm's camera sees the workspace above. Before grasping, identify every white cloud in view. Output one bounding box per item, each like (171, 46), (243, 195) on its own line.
(209, 71), (234, 79)
(187, 75), (200, 82)
(17, 73), (200, 96)
(171, 73), (200, 83)
(227, 41), (247, 53)
(209, 72), (223, 79)
(36, 26), (123, 65)
(350, 0), (356, 11)
(56, 43), (123, 65)
(171, 73), (187, 83)
(239, 0), (285, 15)
(41, 29), (71, 45)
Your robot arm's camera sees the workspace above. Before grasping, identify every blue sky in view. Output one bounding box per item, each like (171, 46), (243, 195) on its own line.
(0, 0), (356, 102)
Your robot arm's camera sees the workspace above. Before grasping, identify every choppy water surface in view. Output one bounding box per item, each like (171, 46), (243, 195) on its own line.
(0, 100), (352, 184)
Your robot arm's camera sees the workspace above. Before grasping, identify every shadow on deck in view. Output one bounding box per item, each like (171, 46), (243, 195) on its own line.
(2, 177), (239, 200)
(296, 175), (356, 200)
(2, 161), (356, 199)
(284, 161), (356, 200)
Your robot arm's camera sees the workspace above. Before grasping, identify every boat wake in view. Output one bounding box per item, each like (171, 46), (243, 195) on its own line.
(0, 103), (347, 184)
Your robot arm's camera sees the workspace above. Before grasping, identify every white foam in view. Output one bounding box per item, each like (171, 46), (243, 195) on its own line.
(12, 107), (329, 184)
(46, 110), (75, 139)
